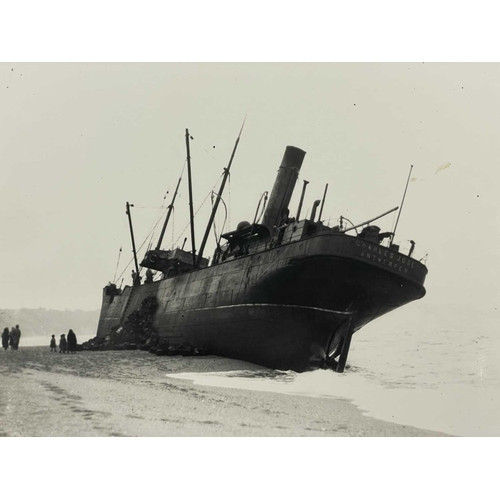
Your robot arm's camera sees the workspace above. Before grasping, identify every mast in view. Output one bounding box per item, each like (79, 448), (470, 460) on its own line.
(296, 180), (309, 221)
(390, 164), (413, 246)
(317, 183), (329, 223)
(156, 174), (182, 251)
(126, 202), (140, 282)
(185, 128), (196, 267)
(196, 119), (245, 267)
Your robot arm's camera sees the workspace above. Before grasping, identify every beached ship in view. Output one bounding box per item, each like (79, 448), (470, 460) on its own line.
(90, 128), (427, 372)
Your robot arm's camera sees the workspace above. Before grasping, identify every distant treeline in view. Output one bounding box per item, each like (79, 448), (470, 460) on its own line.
(0, 308), (99, 339)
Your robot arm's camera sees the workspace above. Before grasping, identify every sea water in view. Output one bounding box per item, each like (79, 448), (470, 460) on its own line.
(169, 304), (500, 436)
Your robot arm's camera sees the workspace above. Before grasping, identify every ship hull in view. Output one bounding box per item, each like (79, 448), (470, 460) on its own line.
(155, 304), (353, 372)
(95, 233), (427, 371)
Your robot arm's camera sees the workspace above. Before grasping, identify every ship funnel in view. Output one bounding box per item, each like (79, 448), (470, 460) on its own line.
(262, 146), (306, 234)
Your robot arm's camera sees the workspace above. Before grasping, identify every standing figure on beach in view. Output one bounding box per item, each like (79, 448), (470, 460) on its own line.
(9, 327), (15, 349)
(9, 325), (21, 350)
(59, 334), (67, 354)
(67, 329), (77, 354)
(14, 325), (21, 349)
(2, 327), (9, 350)
(50, 335), (57, 352)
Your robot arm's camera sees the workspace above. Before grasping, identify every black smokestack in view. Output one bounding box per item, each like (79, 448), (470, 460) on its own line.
(262, 146), (306, 234)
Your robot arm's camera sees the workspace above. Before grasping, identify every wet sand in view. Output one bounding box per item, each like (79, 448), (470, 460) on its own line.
(0, 347), (450, 437)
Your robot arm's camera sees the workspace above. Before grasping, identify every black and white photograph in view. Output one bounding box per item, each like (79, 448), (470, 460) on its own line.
(3, 59), (499, 439)
(0, 3), (497, 498)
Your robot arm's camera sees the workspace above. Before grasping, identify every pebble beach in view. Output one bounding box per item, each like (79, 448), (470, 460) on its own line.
(0, 347), (449, 437)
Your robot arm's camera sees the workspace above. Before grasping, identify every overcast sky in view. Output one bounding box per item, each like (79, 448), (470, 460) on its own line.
(1, 62), (499, 311)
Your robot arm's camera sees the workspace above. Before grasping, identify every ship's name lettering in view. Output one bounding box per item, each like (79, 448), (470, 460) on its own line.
(356, 240), (414, 273)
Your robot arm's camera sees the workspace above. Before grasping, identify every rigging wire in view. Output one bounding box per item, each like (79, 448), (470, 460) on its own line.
(171, 206), (175, 249)
(131, 205), (172, 210)
(340, 216), (358, 235)
(116, 241), (146, 283)
(252, 191), (268, 225)
(202, 147), (217, 161)
(113, 150), (233, 280)
(211, 191), (228, 248)
(147, 160), (187, 249)
(389, 209), (398, 242)
(112, 247), (122, 283)
(390, 164), (414, 246)
(115, 160), (188, 281)
(115, 205), (171, 283)
(131, 205), (168, 264)
(227, 171), (231, 231)
(171, 171), (226, 249)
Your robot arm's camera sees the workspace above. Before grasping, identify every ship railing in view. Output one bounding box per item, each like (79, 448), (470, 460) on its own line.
(387, 239), (428, 264)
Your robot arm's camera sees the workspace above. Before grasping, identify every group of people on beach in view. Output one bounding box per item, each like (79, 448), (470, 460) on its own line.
(51, 329), (78, 354)
(1, 325), (79, 353)
(2, 325), (21, 350)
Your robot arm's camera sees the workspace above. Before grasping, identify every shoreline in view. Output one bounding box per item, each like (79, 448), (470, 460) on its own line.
(0, 347), (450, 437)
